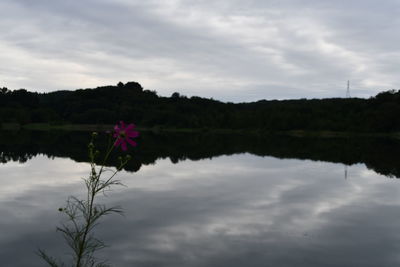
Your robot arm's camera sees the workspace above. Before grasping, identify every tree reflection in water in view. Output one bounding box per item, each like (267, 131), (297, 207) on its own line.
(0, 130), (399, 178)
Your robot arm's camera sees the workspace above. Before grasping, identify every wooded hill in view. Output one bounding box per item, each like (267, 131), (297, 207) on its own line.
(0, 81), (399, 132)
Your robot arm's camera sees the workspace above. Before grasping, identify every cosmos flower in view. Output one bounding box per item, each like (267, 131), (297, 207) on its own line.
(113, 121), (139, 151)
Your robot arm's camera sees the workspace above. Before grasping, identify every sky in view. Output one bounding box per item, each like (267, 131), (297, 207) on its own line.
(0, 0), (399, 102)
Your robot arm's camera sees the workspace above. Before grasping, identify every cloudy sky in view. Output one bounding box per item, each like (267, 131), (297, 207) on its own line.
(0, 0), (399, 102)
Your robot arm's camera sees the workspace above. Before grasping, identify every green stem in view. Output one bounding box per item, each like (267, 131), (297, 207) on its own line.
(75, 140), (116, 267)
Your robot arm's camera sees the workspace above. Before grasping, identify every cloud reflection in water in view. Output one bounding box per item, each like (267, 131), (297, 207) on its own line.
(0, 154), (400, 266)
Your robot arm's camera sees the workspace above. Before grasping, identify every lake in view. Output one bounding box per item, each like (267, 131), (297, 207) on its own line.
(1, 130), (400, 267)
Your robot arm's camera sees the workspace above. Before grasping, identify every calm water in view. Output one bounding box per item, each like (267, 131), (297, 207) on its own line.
(1, 130), (400, 266)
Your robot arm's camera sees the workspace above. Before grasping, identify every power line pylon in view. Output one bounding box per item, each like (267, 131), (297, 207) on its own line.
(346, 80), (351, 98)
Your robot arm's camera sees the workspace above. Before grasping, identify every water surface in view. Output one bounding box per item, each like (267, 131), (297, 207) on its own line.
(1, 131), (400, 266)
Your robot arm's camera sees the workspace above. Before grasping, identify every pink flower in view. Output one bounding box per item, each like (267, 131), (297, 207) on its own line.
(113, 121), (139, 151)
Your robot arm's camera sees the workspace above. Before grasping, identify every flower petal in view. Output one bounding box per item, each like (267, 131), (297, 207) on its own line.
(125, 124), (135, 132)
(127, 130), (139, 138)
(121, 141), (127, 151)
(115, 138), (123, 147)
(126, 137), (137, 147)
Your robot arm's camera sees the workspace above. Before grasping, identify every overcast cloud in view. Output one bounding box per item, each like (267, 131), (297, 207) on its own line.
(0, 0), (399, 102)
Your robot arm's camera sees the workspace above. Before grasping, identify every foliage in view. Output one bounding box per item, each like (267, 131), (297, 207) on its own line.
(1, 82), (400, 132)
(38, 127), (136, 267)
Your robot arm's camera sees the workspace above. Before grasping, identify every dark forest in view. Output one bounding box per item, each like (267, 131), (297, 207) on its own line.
(1, 81), (399, 132)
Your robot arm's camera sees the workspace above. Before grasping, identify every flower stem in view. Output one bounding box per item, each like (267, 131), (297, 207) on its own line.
(75, 139), (116, 267)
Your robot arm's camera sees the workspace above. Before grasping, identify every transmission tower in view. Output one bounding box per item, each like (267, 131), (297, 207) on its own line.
(346, 80), (351, 98)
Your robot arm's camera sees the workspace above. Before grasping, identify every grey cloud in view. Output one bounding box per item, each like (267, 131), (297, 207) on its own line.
(0, 0), (398, 101)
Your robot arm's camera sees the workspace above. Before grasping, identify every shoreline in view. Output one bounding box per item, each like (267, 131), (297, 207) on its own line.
(1, 123), (400, 139)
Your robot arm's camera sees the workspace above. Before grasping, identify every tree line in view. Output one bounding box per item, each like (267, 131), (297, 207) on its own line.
(1, 82), (400, 132)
